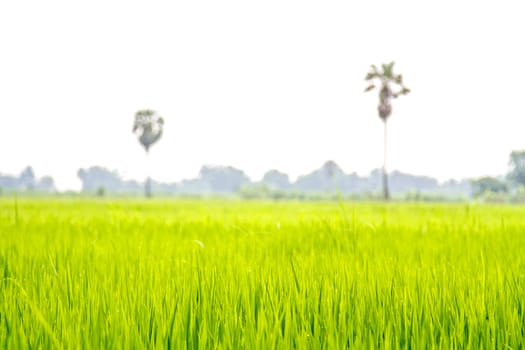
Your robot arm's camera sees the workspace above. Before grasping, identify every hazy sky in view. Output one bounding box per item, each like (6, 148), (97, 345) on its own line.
(1, 1), (524, 190)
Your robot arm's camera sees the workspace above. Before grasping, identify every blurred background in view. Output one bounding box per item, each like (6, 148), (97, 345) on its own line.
(1, 1), (524, 200)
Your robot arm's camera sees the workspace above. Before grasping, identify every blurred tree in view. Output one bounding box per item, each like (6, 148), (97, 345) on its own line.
(471, 177), (508, 197)
(199, 165), (250, 192)
(96, 186), (106, 197)
(133, 109), (164, 197)
(295, 161), (341, 192)
(19, 166), (36, 190)
(365, 62), (410, 200)
(262, 170), (291, 190)
(322, 160), (340, 179)
(35, 176), (56, 192)
(507, 150), (525, 187)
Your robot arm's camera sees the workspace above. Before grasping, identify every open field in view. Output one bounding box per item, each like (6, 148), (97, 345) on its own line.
(1, 199), (524, 348)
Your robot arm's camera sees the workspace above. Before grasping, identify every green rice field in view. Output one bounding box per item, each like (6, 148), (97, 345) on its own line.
(1, 199), (524, 348)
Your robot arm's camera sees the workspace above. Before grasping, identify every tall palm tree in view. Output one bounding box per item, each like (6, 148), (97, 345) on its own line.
(132, 109), (164, 197)
(365, 62), (410, 200)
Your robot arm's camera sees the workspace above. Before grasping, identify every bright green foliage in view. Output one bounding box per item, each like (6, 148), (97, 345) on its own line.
(1, 199), (524, 348)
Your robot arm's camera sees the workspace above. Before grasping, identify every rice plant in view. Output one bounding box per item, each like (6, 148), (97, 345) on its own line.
(1, 199), (524, 348)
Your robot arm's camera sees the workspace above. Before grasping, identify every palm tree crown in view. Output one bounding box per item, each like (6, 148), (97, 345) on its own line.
(132, 109), (164, 153)
(364, 62), (410, 121)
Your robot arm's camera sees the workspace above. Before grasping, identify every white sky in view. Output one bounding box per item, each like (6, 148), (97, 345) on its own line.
(1, 1), (524, 191)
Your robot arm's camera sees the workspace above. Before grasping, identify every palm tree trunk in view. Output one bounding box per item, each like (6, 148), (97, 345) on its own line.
(145, 150), (151, 198)
(145, 177), (151, 198)
(383, 120), (390, 200)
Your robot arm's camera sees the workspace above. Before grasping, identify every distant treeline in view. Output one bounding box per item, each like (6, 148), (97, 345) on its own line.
(74, 161), (472, 199)
(0, 166), (55, 193)
(5, 150), (525, 201)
